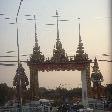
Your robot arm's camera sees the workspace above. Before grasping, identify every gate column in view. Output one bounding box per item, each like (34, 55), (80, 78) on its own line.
(81, 69), (88, 108)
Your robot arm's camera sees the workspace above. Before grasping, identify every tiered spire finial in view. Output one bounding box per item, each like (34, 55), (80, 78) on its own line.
(77, 18), (84, 54)
(33, 15), (40, 54)
(91, 57), (104, 83)
(30, 15), (44, 63)
(34, 15), (38, 47)
(51, 11), (68, 63)
(79, 22), (82, 43)
(92, 57), (99, 72)
(56, 10), (60, 42)
(75, 18), (90, 62)
(55, 10), (62, 50)
(16, 21), (21, 67)
(76, 19), (85, 57)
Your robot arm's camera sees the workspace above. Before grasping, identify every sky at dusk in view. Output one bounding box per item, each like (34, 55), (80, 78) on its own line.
(0, 0), (111, 89)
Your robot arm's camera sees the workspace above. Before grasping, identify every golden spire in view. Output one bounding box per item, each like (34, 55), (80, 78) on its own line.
(30, 15), (44, 62)
(56, 10), (60, 42)
(33, 15), (40, 54)
(51, 11), (68, 62)
(34, 15), (38, 47)
(55, 10), (62, 50)
(76, 19), (84, 56)
(16, 11), (20, 67)
(79, 22), (82, 43)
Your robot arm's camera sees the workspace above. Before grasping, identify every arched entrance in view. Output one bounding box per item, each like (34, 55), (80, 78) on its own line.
(27, 12), (92, 107)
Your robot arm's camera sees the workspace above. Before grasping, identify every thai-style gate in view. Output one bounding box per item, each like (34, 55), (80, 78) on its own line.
(27, 12), (92, 107)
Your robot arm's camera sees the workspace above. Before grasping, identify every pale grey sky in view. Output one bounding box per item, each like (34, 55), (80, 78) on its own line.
(0, 0), (111, 89)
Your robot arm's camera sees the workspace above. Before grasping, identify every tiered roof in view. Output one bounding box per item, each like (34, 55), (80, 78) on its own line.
(30, 15), (44, 63)
(28, 12), (92, 71)
(75, 23), (89, 62)
(51, 11), (68, 63)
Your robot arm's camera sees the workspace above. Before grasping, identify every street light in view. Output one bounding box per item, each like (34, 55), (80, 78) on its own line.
(14, 0), (24, 111)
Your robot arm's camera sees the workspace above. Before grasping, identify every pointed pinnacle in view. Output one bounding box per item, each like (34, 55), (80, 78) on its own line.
(34, 15), (38, 47)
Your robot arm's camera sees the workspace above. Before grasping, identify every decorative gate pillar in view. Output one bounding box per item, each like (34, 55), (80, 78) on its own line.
(28, 15), (44, 99)
(75, 22), (92, 107)
(81, 63), (91, 107)
(30, 68), (39, 99)
(81, 69), (88, 107)
(86, 64), (91, 97)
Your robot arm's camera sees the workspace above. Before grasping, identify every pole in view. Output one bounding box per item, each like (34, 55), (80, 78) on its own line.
(16, 22), (22, 112)
(16, 0), (24, 111)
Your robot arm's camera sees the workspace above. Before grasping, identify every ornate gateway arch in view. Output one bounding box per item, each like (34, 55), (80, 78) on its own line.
(27, 12), (92, 107)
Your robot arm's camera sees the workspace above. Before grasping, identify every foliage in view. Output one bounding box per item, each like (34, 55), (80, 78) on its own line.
(106, 84), (112, 100)
(0, 83), (15, 106)
(0, 83), (112, 106)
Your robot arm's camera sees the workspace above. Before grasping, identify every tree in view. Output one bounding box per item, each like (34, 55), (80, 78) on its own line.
(106, 84), (112, 100)
(0, 83), (15, 106)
